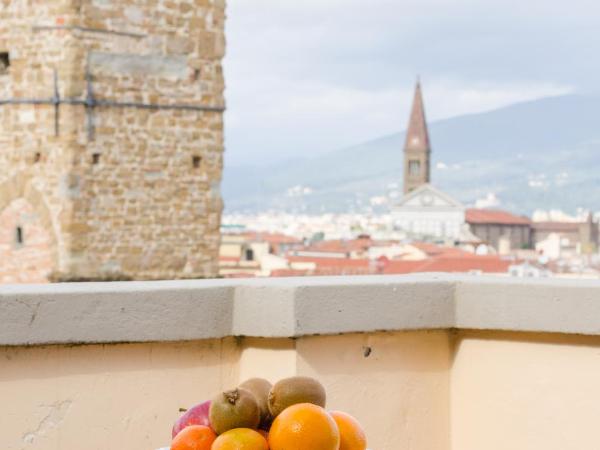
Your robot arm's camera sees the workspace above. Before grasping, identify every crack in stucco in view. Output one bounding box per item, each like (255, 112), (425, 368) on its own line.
(13, 299), (42, 326)
(22, 400), (72, 445)
(28, 301), (42, 326)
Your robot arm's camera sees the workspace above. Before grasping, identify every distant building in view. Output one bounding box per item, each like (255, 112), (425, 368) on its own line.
(219, 232), (302, 277)
(403, 80), (431, 194)
(532, 213), (599, 258)
(394, 184), (466, 240)
(466, 209), (532, 253)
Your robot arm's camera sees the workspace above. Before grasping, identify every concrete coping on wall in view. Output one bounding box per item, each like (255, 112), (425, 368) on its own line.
(1, 274), (600, 346)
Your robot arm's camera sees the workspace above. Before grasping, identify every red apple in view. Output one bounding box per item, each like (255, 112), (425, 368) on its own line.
(172, 400), (212, 438)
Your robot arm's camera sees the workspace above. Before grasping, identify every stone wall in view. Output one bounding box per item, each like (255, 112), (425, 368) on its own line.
(469, 222), (532, 251)
(0, 0), (226, 281)
(0, 198), (53, 283)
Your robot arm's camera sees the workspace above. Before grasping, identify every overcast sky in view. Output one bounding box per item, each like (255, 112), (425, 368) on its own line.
(224, 0), (599, 167)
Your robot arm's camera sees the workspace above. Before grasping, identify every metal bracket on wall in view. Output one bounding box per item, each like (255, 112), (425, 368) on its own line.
(0, 70), (225, 141)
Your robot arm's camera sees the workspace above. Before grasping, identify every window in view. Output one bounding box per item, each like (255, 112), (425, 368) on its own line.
(192, 155), (202, 168)
(0, 52), (9, 74)
(92, 153), (101, 165)
(15, 226), (23, 245)
(408, 160), (421, 176)
(245, 248), (254, 261)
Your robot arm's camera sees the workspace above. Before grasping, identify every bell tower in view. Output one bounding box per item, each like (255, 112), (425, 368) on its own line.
(403, 80), (431, 194)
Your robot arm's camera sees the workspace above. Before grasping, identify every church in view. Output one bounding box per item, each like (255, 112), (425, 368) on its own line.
(393, 81), (467, 241)
(393, 82), (538, 252)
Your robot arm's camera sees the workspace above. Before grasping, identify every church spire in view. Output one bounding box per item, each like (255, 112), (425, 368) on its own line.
(403, 79), (432, 194)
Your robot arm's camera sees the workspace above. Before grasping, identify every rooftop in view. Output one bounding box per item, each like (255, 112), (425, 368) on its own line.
(466, 208), (531, 225)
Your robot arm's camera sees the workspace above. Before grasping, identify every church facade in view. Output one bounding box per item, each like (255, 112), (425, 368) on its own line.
(394, 184), (466, 240)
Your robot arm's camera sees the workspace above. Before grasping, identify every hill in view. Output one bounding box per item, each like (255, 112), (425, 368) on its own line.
(222, 94), (600, 214)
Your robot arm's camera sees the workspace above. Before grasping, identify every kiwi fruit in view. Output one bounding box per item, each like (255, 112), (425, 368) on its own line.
(209, 388), (260, 435)
(268, 376), (326, 418)
(239, 377), (273, 427)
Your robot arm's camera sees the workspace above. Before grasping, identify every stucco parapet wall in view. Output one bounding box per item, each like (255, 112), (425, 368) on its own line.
(1, 274), (600, 346)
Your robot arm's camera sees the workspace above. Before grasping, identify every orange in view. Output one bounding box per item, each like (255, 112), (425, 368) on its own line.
(170, 425), (216, 450)
(330, 411), (367, 450)
(268, 403), (340, 450)
(257, 429), (269, 440)
(211, 428), (269, 450)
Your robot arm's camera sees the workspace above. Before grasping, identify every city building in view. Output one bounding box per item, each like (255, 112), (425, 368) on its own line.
(219, 232), (301, 277)
(532, 213), (599, 257)
(0, 1), (226, 283)
(466, 209), (532, 253)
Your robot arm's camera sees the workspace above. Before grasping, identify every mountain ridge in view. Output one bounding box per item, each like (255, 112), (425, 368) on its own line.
(223, 94), (600, 215)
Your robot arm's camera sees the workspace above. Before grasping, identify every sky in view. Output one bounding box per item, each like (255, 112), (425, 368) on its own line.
(224, 0), (599, 167)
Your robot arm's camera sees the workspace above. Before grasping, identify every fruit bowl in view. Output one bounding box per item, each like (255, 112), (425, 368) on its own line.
(168, 376), (368, 450)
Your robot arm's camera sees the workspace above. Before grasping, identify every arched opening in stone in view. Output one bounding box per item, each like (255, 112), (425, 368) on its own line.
(0, 198), (53, 283)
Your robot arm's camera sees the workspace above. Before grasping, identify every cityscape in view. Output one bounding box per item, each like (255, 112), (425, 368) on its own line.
(219, 82), (599, 280)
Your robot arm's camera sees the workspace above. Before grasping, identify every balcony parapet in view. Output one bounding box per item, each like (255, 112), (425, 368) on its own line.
(2, 274), (600, 346)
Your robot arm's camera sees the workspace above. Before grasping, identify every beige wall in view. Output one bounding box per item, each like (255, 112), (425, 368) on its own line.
(296, 332), (451, 450)
(0, 331), (450, 450)
(0, 339), (241, 450)
(5, 329), (600, 450)
(451, 331), (600, 450)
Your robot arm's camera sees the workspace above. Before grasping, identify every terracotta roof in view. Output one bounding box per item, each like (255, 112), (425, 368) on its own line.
(375, 254), (510, 274)
(414, 255), (512, 273)
(286, 253), (511, 276)
(301, 238), (372, 254)
(404, 81), (431, 153)
(244, 232), (302, 245)
(288, 256), (371, 269)
(531, 222), (580, 232)
(410, 242), (468, 257)
(466, 209), (531, 226)
(378, 259), (425, 275)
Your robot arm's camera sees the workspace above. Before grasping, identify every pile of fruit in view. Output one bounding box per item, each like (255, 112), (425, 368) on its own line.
(170, 376), (367, 450)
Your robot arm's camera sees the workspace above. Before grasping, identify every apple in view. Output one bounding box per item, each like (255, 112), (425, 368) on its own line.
(172, 400), (212, 438)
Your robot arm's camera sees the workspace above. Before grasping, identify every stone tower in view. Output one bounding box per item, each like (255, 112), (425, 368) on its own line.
(403, 80), (431, 194)
(0, 0), (226, 283)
